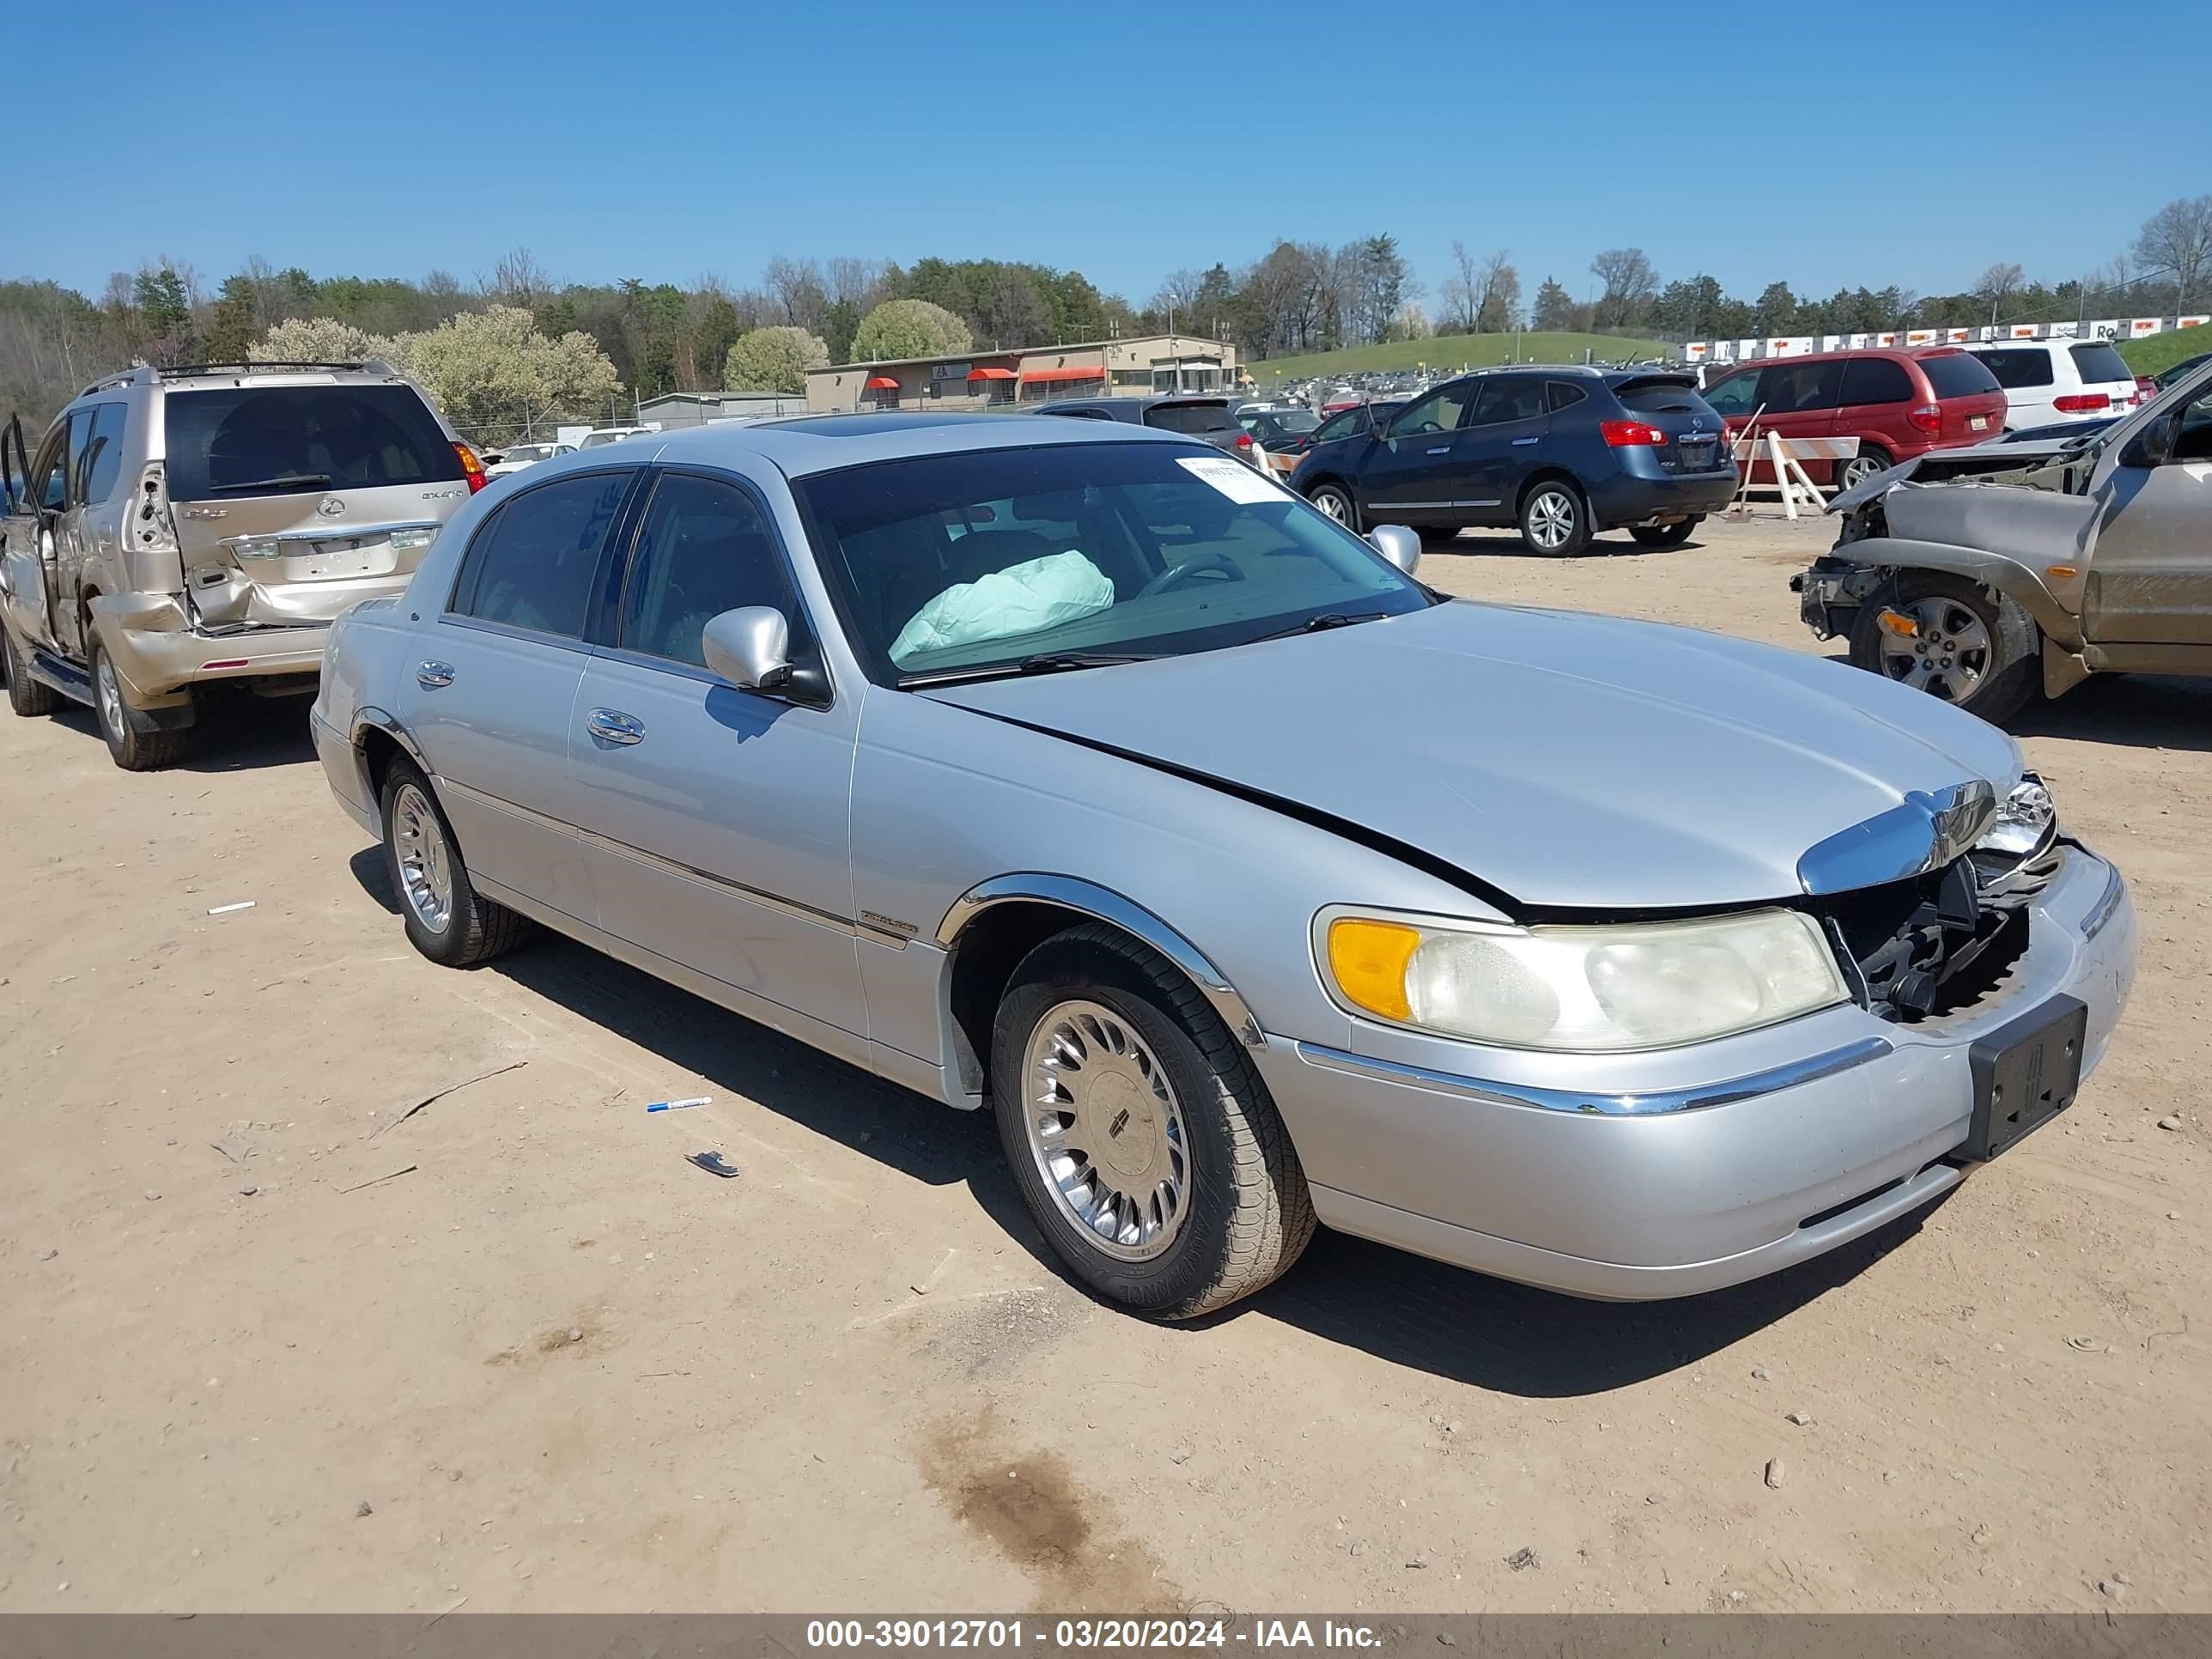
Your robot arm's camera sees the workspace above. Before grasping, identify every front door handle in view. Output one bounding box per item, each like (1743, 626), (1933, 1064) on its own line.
(1426, 445), (1452, 455)
(1511, 436), (1540, 446)
(585, 708), (645, 746)
(416, 660), (454, 688)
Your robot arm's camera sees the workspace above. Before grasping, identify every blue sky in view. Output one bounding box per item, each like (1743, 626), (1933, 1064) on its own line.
(17, 0), (2205, 310)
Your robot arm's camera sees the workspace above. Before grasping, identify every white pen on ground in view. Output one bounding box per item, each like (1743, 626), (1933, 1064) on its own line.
(645, 1096), (712, 1114)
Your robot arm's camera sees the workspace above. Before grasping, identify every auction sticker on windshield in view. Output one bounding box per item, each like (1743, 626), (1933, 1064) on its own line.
(1177, 455), (1291, 504)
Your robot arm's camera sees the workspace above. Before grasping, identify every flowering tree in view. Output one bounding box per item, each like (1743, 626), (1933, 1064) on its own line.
(724, 325), (830, 392)
(248, 316), (392, 364)
(850, 298), (972, 362)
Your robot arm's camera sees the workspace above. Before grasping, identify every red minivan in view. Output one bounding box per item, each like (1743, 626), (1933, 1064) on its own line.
(1698, 348), (2008, 489)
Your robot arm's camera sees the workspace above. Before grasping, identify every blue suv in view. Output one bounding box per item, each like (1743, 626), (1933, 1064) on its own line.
(1290, 367), (1737, 554)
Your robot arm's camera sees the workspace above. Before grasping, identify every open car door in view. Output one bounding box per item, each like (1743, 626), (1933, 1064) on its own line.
(0, 414), (59, 651)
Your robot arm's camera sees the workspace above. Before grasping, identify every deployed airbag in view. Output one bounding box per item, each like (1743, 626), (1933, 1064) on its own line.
(890, 550), (1115, 663)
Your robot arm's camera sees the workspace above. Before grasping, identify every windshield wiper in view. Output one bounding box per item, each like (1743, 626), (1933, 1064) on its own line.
(900, 650), (1159, 688)
(1249, 611), (1389, 643)
(204, 473), (333, 495)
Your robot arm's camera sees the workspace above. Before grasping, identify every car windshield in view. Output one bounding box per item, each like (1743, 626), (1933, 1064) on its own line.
(794, 441), (1432, 684)
(1267, 410), (1320, 434)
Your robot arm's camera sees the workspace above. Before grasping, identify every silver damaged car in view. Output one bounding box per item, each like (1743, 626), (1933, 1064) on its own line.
(311, 414), (2137, 1318)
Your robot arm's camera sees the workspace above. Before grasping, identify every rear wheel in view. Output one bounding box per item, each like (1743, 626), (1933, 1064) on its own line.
(1849, 570), (2039, 725)
(1836, 447), (1893, 491)
(380, 758), (531, 967)
(1306, 482), (1358, 531)
(1628, 519), (1698, 548)
(3, 624), (63, 717)
(90, 640), (191, 770)
(990, 925), (1315, 1320)
(1518, 479), (1590, 555)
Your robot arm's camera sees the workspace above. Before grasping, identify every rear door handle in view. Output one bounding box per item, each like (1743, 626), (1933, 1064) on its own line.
(585, 708), (645, 746)
(416, 660), (453, 688)
(1426, 445), (1451, 454)
(1511, 436), (1540, 446)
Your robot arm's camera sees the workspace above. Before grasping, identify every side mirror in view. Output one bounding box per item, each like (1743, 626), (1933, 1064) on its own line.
(2120, 410), (2179, 471)
(701, 605), (793, 692)
(1368, 524), (1422, 576)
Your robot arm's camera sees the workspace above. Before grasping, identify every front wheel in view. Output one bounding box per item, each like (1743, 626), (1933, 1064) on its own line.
(380, 758), (531, 966)
(1848, 571), (2039, 724)
(1306, 482), (1358, 531)
(990, 924), (1315, 1320)
(1628, 518), (1698, 548)
(3, 624), (63, 717)
(1518, 480), (1590, 555)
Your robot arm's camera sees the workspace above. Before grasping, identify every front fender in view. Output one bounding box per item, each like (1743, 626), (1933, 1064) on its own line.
(1827, 535), (2081, 650)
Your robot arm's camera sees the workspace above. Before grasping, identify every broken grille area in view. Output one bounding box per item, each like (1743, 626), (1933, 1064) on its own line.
(1803, 845), (2053, 1024)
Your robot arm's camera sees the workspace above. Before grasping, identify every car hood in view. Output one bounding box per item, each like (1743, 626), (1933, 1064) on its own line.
(922, 601), (2021, 911)
(1824, 438), (2084, 514)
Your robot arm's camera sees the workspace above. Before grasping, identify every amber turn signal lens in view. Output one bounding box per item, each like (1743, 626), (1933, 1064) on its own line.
(2047, 565), (2078, 579)
(1326, 919), (1422, 1022)
(1877, 608), (1918, 638)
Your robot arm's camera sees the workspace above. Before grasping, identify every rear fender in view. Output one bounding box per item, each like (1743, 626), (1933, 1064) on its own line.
(1825, 535), (2081, 651)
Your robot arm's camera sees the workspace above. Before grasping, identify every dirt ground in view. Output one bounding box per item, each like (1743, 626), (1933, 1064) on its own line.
(3, 512), (2207, 1615)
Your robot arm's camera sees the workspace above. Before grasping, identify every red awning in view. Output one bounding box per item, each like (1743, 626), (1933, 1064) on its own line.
(1019, 365), (1103, 383)
(965, 366), (1016, 381)
(864, 375), (899, 390)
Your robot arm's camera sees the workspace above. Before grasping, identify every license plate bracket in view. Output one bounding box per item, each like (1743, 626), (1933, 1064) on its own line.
(1960, 994), (2087, 1161)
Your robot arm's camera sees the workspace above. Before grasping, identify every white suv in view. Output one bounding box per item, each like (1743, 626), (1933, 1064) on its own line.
(1965, 340), (2141, 433)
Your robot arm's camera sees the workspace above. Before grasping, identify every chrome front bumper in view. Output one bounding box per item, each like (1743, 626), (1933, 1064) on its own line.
(1258, 848), (2136, 1300)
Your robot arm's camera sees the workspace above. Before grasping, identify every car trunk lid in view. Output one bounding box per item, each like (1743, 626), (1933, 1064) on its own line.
(1613, 375), (1730, 473)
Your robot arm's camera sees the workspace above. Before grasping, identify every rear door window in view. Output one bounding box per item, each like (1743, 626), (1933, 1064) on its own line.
(451, 470), (634, 640)
(1968, 349), (2055, 389)
(1144, 401), (1238, 435)
(1467, 376), (1547, 425)
(2068, 343), (2134, 386)
(76, 404), (130, 504)
(1838, 357), (1914, 406)
(1917, 352), (2002, 399)
(163, 384), (464, 499)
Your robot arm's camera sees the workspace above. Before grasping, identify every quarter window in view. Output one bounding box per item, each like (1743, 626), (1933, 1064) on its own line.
(452, 471), (632, 639)
(1546, 381), (1589, 413)
(617, 474), (807, 670)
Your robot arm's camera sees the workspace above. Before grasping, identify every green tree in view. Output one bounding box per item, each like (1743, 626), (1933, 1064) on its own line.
(851, 298), (972, 362)
(203, 274), (260, 363)
(725, 325), (830, 392)
(1753, 281), (1799, 334)
(1531, 276), (1576, 331)
(822, 297), (860, 364)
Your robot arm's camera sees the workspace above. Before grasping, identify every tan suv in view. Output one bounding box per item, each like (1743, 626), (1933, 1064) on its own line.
(1, 361), (483, 768)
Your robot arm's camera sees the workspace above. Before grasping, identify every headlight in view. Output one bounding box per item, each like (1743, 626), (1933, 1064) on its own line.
(1977, 774), (2055, 858)
(1322, 908), (1850, 1052)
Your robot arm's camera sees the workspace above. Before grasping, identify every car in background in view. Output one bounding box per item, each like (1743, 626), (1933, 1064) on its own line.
(485, 441), (575, 478)
(1793, 356), (2212, 723)
(577, 425), (658, 449)
(1960, 340), (2140, 434)
(2, 358), (481, 769)
(2154, 349), (2211, 390)
(310, 410), (2133, 1319)
(1291, 367), (1736, 554)
(1236, 404), (1324, 477)
(1034, 395), (1258, 465)
(1700, 349), (2008, 491)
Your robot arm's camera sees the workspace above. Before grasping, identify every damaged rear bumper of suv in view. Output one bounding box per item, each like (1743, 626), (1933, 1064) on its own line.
(90, 591), (338, 708)
(1255, 846), (2135, 1300)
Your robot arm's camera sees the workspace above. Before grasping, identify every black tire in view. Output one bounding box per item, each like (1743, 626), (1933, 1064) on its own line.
(380, 757), (531, 967)
(1305, 482), (1359, 532)
(1518, 478), (1591, 555)
(3, 624), (63, 717)
(1628, 518), (1698, 548)
(1848, 570), (2039, 726)
(1835, 447), (1893, 492)
(89, 639), (192, 770)
(990, 924), (1316, 1320)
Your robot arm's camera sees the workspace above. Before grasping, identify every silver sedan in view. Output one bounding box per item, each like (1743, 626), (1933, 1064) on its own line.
(312, 414), (2136, 1318)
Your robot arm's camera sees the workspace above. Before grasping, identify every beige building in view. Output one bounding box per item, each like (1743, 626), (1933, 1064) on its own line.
(805, 333), (1240, 414)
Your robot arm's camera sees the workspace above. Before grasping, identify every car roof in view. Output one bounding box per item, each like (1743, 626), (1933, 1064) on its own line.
(617, 410), (1199, 479)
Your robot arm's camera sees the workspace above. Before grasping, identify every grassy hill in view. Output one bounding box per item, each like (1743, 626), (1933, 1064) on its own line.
(1249, 331), (1675, 383)
(2118, 327), (2209, 378)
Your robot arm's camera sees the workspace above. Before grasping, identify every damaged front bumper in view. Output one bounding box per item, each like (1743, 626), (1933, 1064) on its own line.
(1790, 556), (1879, 641)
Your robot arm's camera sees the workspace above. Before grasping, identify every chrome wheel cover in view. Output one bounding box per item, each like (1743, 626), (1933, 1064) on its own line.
(95, 651), (125, 738)
(1840, 455), (1886, 488)
(1877, 597), (1992, 702)
(1527, 488), (1577, 550)
(1022, 1000), (1191, 1261)
(391, 781), (455, 934)
(1312, 488), (1348, 522)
